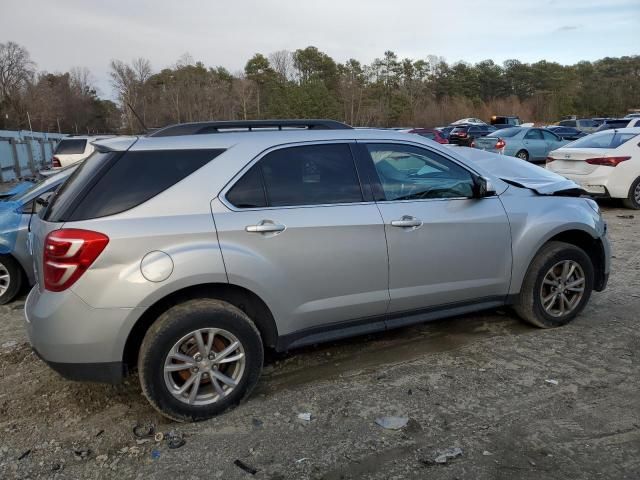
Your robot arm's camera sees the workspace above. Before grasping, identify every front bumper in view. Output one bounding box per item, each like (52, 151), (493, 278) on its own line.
(25, 286), (136, 383)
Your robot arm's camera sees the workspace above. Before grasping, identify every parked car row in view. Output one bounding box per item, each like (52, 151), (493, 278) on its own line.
(20, 119), (610, 421)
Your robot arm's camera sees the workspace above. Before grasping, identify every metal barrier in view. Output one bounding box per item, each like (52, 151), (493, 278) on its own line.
(0, 130), (66, 181)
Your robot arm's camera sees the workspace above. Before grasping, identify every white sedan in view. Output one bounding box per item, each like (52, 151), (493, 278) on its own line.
(546, 128), (640, 209)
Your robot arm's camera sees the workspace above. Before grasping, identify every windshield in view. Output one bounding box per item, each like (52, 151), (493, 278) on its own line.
(488, 128), (521, 138)
(566, 131), (638, 149)
(9, 167), (75, 204)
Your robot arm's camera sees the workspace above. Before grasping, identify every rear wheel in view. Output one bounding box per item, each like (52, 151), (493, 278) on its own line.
(515, 150), (529, 162)
(0, 256), (23, 305)
(138, 299), (263, 422)
(622, 177), (640, 209)
(515, 241), (594, 328)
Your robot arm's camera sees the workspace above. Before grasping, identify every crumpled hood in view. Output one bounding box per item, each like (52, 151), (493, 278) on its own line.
(453, 147), (583, 195)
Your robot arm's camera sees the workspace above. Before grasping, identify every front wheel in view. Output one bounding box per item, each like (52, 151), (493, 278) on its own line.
(622, 176), (640, 209)
(515, 241), (594, 328)
(515, 149), (529, 162)
(138, 299), (264, 422)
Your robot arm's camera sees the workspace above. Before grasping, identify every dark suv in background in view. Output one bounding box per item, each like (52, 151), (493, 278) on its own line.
(449, 124), (496, 146)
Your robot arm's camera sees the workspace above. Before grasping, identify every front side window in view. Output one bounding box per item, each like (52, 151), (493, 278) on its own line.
(366, 144), (474, 201)
(542, 130), (560, 141)
(226, 144), (363, 208)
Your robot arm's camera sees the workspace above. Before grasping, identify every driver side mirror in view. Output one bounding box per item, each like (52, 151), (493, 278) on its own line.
(473, 176), (497, 198)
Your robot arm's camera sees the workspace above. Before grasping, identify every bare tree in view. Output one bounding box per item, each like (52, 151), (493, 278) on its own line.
(0, 41), (35, 101)
(109, 58), (151, 132)
(269, 50), (295, 81)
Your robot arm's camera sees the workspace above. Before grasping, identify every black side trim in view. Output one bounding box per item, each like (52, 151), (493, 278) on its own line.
(276, 296), (506, 351)
(33, 348), (124, 384)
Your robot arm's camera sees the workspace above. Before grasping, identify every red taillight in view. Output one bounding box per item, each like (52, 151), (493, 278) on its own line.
(43, 229), (109, 292)
(439, 138), (449, 144)
(52, 156), (61, 168)
(585, 156), (631, 167)
(495, 138), (506, 150)
(546, 157), (555, 165)
(458, 132), (467, 137)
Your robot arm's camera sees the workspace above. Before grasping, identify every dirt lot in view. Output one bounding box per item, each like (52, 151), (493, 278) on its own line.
(0, 205), (638, 480)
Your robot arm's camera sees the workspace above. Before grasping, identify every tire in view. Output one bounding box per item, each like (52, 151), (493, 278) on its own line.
(0, 255), (23, 305)
(622, 176), (640, 209)
(515, 150), (529, 162)
(515, 241), (594, 328)
(138, 298), (264, 422)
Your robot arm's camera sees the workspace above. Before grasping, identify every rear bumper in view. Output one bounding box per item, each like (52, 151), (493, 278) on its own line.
(547, 166), (628, 198)
(24, 286), (135, 383)
(32, 347), (124, 383)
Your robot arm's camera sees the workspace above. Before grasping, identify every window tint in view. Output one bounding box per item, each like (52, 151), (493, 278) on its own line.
(559, 120), (576, 127)
(469, 127), (480, 133)
(257, 144), (363, 207)
(54, 139), (87, 155)
(366, 144), (474, 201)
(567, 131), (638, 149)
(524, 129), (543, 140)
(541, 130), (560, 141)
(45, 149), (222, 221)
(226, 165), (267, 208)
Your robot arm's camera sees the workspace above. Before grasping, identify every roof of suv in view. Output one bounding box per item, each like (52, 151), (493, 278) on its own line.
(94, 124), (434, 153)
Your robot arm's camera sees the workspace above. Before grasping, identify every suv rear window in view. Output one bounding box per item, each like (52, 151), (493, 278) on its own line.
(43, 149), (223, 221)
(54, 139), (87, 155)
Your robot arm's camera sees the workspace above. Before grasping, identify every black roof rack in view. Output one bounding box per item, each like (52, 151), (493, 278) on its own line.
(149, 119), (353, 137)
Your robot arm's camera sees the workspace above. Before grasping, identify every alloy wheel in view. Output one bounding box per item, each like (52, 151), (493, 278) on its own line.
(163, 328), (246, 406)
(540, 260), (585, 317)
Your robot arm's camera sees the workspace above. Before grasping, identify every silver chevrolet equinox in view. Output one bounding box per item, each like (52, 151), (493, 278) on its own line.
(25, 120), (610, 422)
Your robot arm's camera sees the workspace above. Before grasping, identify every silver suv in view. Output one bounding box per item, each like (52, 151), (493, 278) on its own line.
(25, 120), (610, 422)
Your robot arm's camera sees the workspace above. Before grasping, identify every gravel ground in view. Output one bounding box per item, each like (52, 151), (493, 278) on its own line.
(0, 205), (638, 479)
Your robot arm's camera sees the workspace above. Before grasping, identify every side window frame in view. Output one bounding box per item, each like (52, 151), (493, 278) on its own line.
(221, 141), (373, 211)
(356, 141), (480, 203)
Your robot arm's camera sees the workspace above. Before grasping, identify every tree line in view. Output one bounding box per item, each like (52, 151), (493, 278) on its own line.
(1, 41), (639, 134)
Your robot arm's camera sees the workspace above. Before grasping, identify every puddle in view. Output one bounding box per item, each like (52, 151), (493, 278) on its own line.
(256, 311), (531, 394)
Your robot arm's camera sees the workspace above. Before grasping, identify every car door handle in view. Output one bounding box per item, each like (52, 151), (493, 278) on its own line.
(245, 221), (286, 233)
(391, 217), (422, 228)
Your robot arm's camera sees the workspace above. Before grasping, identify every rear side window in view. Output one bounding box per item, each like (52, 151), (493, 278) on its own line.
(226, 166), (267, 208)
(559, 120), (576, 127)
(54, 139), (87, 155)
(524, 129), (543, 140)
(226, 144), (363, 208)
(44, 149), (223, 221)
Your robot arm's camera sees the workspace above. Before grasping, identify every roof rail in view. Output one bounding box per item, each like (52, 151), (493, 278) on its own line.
(148, 119), (353, 137)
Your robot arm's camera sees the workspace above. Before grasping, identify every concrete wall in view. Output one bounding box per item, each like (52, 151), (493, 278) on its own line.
(0, 130), (66, 182)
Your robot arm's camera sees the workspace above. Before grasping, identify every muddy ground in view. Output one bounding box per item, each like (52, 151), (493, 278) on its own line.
(0, 205), (639, 479)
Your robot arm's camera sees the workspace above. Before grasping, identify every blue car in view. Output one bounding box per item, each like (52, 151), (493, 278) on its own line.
(0, 167), (75, 303)
(472, 127), (569, 162)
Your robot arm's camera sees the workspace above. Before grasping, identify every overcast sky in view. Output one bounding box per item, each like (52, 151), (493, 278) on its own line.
(2, 0), (639, 99)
